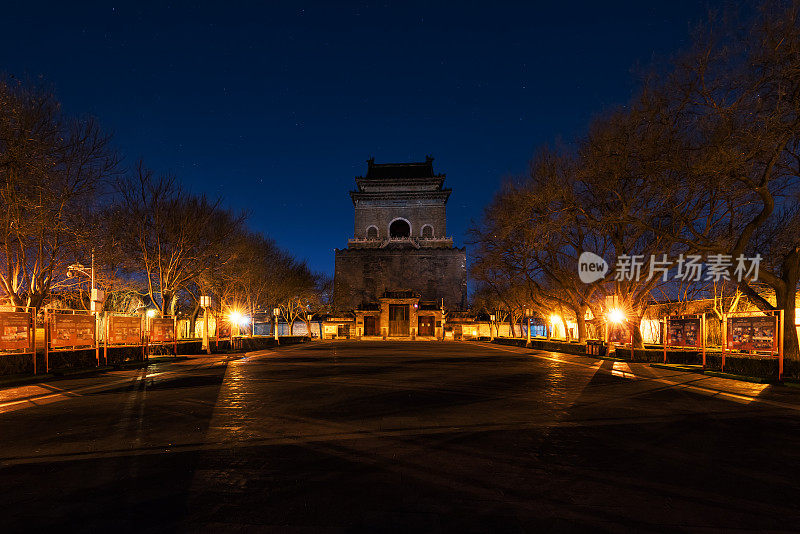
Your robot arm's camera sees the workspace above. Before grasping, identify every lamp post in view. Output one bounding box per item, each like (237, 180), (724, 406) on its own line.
(230, 311), (242, 337)
(305, 309), (313, 339)
(489, 314), (496, 341)
(525, 308), (532, 347)
(440, 298), (446, 341)
(67, 252), (94, 293)
(68, 251), (104, 312)
(68, 251), (104, 364)
(606, 307), (626, 356)
(200, 295), (211, 354)
(273, 307), (280, 343)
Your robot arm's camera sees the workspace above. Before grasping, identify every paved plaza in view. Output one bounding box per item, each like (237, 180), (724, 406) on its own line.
(2, 341), (800, 532)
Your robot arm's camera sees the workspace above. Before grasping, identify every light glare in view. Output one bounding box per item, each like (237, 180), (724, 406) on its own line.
(608, 308), (625, 323)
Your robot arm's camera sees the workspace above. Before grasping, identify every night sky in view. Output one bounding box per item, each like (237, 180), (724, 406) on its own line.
(2, 1), (719, 276)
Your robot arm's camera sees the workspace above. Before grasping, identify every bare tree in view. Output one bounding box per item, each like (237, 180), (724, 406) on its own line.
(109, 164), (245, 316)
(278, 262), (320, 335)
(0, 79), (117, 309)
(621, 1), (800, 359)
(471, 148), (608, 342)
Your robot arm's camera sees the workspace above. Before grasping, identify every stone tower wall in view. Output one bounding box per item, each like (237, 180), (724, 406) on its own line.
(334, 247), (467, 310)
(354, 204), (447, 239)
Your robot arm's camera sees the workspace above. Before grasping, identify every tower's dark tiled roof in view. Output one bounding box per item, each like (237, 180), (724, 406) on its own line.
(361, 156), (442, 180)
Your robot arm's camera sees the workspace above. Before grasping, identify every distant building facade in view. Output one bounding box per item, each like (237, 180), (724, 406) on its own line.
(333, 157), (467, 337)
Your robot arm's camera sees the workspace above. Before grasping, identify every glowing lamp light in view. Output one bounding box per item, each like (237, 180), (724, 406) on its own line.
(229, 311), (242, 324)
(146, 309), (157, 318)
(608, 308), (626, 323)
(550, 314), (560, 324)
(239, 316), (251, 327)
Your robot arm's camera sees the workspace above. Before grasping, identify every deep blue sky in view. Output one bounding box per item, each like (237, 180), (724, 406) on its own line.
(2, 1), (720, 276)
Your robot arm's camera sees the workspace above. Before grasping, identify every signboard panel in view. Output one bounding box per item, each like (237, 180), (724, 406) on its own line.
(108, 315), (141, 345)
(218, 323), (231, 339)
(0, 312), (31, 350)
(51, 314), (95, 348)
(728, 315), (776, 351)
(608, 324), (630, 344)
(668, 317), (701, 347)
(150, 318), (175, 343)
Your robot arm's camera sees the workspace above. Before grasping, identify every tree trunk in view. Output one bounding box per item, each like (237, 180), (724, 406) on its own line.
(782, 252), (800, 366)
(575, 305), (587, 342)
(781, 297), (798, 364)
(776, 283), (799, 368)
(632, 312), (645, 349)
(161, 291), (174, 316)
(561, 316), (570, 342)
(189, 304), (201, 338)
(509, 315), (516, 337)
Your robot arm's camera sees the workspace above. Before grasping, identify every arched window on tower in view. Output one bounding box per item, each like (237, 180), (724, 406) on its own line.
(421, 225), (433, 238)
(366, 226), (378, 239)
(389, 219), (411, 238)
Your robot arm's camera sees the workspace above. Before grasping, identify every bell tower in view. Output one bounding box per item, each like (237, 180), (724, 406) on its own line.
(333, 156), (467, 311)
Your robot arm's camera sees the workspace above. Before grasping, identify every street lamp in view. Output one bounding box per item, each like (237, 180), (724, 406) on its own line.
(440, 298), (446, 341)
(525, 308), (532, 347)
(200, 295), (211, 354)
(608, 308), (625, 324)
(67, 251), (103, 364)
(489, 314), (496, 341)
(229, 310), (251, 337)
(549, 314), (560, 340)
(305, 308), (314, 339)
(273, 307), (281, 342)
(605, 307), (627, 354)
(67, 251), (104, 313)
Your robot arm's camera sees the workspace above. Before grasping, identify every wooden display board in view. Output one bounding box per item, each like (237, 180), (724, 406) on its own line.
(0, 312), (32, 351)
(50, 314), (95, 348)
(146, 316), (177, 358)
(150, 318), (175, 343)
(663, 314), (706, 366)
(108, 315), (142, 345)
(217, 322), (231, 340)
(668, 317), (702, 347)
(607, 323), (630, 344)
(727, 315), (777, 351)
(722, 311), (783, 380)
